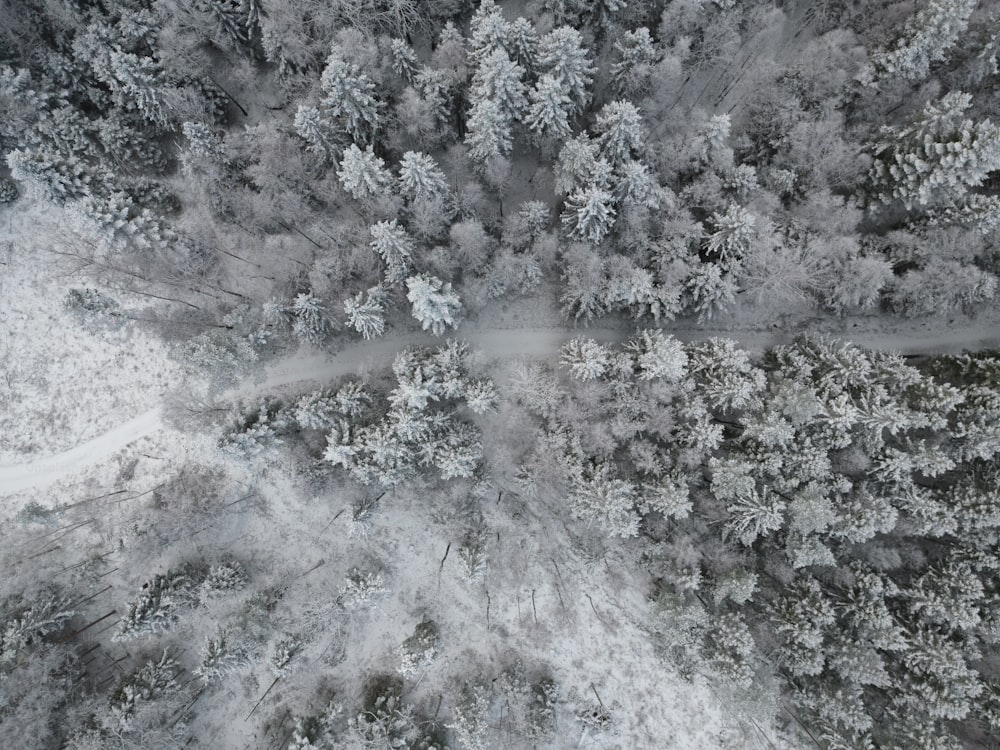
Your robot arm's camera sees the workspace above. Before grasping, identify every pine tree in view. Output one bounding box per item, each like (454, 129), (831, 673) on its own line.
(291, 291), (332, 345)
(611, 27), (658, 97)
(508, 17), (538, 70)
(470, 49), (527, 119)
(0, 589), (75, 674)
(344, 285), (388, 339)
(525, 74), (574, 142)
(397, 150), (449, 202)
(561, 337), (611, 380)
(562, 184), (616, 244)
(369, 219), (415, 283)
(864, 0), (976, 83)
(406, 274), (462, 335)
(469, 0), (510, 63)
(107, 50), (170, 127)
(705, 204), (756, 266)
(294, 105), (341, 163)
(594, 100), (646, 165)
(389, 38), (419, 82)
(338, 143), (391, 200)
(180, 122), (228, 179)
(109, 650), (179, 728)
(537, 26), (594, 114)
(870, 91), (1000, 209)
(318, 53), (381, 143)
(6, 148), (94, 204)
(625, 330), (688, 381)
(613, 159), (662, 208)
(465, 99), (513, 163)
(554, 133), (601, 195)
(569, 464), (641, 538)
(113, 569), (197, 642)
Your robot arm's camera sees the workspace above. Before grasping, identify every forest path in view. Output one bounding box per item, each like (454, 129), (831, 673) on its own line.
(1, 320), (997, 496)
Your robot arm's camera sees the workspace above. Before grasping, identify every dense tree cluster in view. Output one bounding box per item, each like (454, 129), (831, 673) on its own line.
(517, 333), (1000, 748)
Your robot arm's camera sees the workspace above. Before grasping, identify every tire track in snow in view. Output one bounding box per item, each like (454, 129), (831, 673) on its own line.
(2, 323), (998, 496)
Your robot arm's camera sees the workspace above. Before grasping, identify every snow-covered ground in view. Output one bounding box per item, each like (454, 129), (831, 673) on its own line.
(0, 204), (184, 464)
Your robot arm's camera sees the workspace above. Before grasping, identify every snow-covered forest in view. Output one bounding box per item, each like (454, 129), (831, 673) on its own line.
(2, 0), (1000, 747)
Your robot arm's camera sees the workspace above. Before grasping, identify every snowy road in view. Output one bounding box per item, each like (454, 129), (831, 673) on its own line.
(2, 322), (998, 496)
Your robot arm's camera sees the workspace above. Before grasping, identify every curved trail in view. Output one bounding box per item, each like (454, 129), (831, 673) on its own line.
(2, 323), (998, 496)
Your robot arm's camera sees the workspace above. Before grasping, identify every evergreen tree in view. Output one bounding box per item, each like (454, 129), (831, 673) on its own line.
(293, 105), (342, 164)
(561, 184), (616, 244)
(291, 291), (332, 345)
(561, 337), (611, 380)
(389, 38), (418, 83)
(113, 569), (198, 642)
(465, 99), (513, 164)
(107, 50), (170, 127)
(508, 17), (538, 70)
(398, 150), (449, 202)
(369, 219), (415, 283)
(318, 53), (381, 143)
(470, 49), (527, 119)
(6, 148), (96, 204)
(469, 0), (510, 63)
(611, 27), (658, 97)
(536, 27), (594, 114)
(870, 91), (1000, 210)
(554, 133), (602, 195)
(705, 204), (756, 266)
(594, 100), (646, 165)
(406, 274), (462, 335)
(180, 122), (228, 179)
(344, 285), (388, 340)
(864, 0), (976, 83)
(338, 143), (391, 200)
(525, 74), (574, 142)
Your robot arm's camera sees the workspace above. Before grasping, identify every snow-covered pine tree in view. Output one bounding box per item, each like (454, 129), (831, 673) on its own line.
(6, 148), (95, 204)
(508, 17), (538, 70)
(863, 0), (976, 84)
(613, 159), (663, 208)
(337, 143), (392, 200)
(294, 105), (341, 164)
(405, 274), (462, 335)
(625, 330), (688, 381)
(465, 99), (513, 164)
(0, 589), (75, 674)
(561, 337), (611, 380)
(593, 100), (646, 165)
(704, 203), (756, 266)
(344, 285), (388, 339)
(318, 53), (381, 143)
(397, 150), (450, 203)
(870, 91), (1000, 210)
(369, 219), (415, 283)
(389, 38), (418, 83)
(291, 291), (332, 345)
(554, 133), (602, 195)
(525, 74), (574, 142)
(113, 569), (198, 641)
(469, 0), (510, 63)
(536, 26), (594, 114)
(107, 50), (170, 127)
(470, 48), (527, 120)
(561, 184), (616, 244)
(109, 650), (179, 728)
(611, 27), (658, 97)
(569, 464), (641, 538)
(180, 121), (228, 179)
(684, 263), (737, 322)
